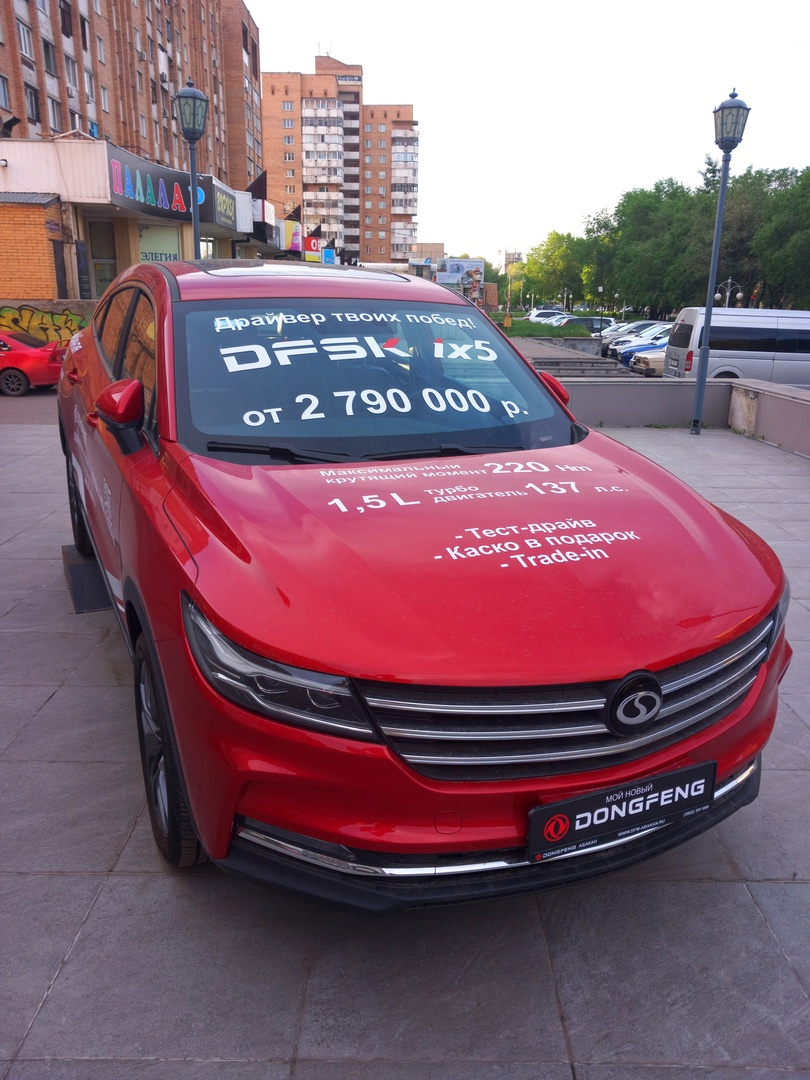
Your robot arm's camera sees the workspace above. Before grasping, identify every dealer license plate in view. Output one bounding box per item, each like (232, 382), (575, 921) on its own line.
(527, 762), (716, 863)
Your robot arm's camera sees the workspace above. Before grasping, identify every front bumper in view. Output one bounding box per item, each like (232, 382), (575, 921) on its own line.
(216, 758), (761, 912)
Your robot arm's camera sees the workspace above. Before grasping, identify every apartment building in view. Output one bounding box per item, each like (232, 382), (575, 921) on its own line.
(0, 0), (242, 177)
(0, 0), (265, 298)
(261, 55), (418, 264)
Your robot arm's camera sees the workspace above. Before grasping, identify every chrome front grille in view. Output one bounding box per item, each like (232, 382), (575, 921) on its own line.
(356, 616), (774, 781)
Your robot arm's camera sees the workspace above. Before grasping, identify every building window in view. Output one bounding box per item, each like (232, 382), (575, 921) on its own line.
(364, 123), (372, 132)
(17, 21), (35, 61)
(282, 135), (294, 144)
(364, 139), (371, 148)
(364, 231), (372, 239)
(139, 112), (147, 136)
(283, 152), (294, 161)
(285, 169), (294, 177)
(284, 185), (295, 194)
(48, 97), (62, 131)
(65, 56), (79, 89)
(97, 34), (105, 62)
(379, 139), (386, 148)
(60, 1), (73, 38)
(43, 40), (59, 75)
(85, 72), (96, 102)
(379, 171), (387, 179)
(24, 84), (40, 122)
(378, 231), (386, 239)
(37, 0), (49, 10)
(0, 76), (9, 111)
(282, 118), (293, 128)
(101, 85), (109, 111)
(137, 70), (143, 93)
(378, 124), (386, 132)
(282, 101), (293, 111)
(379, 155), (386, 164)
(378, 187), (387, 196)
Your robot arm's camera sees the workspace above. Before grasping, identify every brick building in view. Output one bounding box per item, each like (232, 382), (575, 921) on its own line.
(261, 55), (418, 265)
(0, 0), (269, 300)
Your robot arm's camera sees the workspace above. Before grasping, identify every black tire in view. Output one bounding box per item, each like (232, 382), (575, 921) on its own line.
(134, 635), (206, 867)
(714, 371), (739, 379)
(65, 454), (95, 557)
(0, 368), (31, 396)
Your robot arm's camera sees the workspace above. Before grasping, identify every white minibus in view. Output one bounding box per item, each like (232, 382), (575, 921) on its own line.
(664, 307), (810, 388)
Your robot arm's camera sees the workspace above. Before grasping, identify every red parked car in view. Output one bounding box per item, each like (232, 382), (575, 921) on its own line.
(0, 330), (67, 396)
(57, 261), (792, 911)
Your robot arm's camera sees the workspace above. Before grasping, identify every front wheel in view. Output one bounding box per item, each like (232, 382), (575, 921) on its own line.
(0, 368), (31, 396)
(134, 636), (206, 868)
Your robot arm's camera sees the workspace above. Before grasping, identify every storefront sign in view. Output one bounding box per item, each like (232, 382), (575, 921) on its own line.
(138, 223), (181, 262)
(107, 143), (198, 222)
(200, 176), (237, 230)
(304, 236), (322, 263)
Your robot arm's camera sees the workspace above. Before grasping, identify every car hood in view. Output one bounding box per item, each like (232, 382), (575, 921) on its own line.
(164, 431), (783, 685)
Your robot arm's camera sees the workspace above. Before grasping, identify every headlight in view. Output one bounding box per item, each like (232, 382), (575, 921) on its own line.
(182, 595), (378, 740)
(767, 578), (791, 655)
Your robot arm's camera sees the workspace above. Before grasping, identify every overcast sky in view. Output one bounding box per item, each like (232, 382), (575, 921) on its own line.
(251, 0), (810, 268)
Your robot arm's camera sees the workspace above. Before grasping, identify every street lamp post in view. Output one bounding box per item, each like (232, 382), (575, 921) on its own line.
(173, 79), (209, 260)
(715, 278), (744, 307)
(691, 90), (750, 435)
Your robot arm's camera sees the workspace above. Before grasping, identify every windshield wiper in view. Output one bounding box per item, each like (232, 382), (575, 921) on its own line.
(206, 441), (353, 464)
(364, 444), (526, 461)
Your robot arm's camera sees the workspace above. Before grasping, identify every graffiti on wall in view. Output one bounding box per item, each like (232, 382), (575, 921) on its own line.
(0, 305), (89, 342)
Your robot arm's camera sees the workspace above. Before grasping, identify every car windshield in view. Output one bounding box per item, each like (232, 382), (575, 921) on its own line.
(172, 297), (581, 463)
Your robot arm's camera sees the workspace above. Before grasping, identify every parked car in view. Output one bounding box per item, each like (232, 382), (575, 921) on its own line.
(665, 307), (810, 388)
(592, 320), (633, 341)
(617, 326), (672, 366)
(0, 331), (68, 396)
(600, 321), (663, 357)
(607, 323), (672, 360)
(558, 316), (616, 333)
(630, 348), (667, 377)
(525, 309), (566, 323)
(58, 260), (791, 912)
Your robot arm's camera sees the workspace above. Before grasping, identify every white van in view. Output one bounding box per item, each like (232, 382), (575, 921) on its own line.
(664, 307), (810, 388)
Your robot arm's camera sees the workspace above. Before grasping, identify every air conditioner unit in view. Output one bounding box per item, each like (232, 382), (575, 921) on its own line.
(66, 86), (76, 98)
(137, 50), (146, 61)
(160, 72), (167, 82)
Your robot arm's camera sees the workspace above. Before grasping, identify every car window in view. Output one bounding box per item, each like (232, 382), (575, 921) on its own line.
(97, 288), (138, 372)
(4, 332), (47, 348)
(173, 297), (580, 462)
(120, 292), (157, 429)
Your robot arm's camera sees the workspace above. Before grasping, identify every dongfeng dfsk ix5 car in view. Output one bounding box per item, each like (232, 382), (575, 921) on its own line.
(58, 261), (792, 911)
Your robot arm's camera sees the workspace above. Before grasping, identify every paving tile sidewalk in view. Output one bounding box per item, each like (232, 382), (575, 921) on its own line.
(1, 402), (809, 1079)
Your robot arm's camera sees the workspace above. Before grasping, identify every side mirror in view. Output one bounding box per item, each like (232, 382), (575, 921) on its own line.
(539, 370), (570, 407)
(95, 378), (144, 454)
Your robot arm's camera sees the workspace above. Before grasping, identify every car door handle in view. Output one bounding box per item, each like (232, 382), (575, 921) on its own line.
(66, 370), (80, 383)
(85, 410), (99, 429)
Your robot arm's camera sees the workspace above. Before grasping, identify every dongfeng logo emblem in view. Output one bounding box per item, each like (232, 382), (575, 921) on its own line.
(543, 814), (570, 844)
(608, 674), (663, 737)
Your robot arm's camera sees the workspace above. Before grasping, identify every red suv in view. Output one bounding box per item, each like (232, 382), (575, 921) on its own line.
(57, 261), (791, 911)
